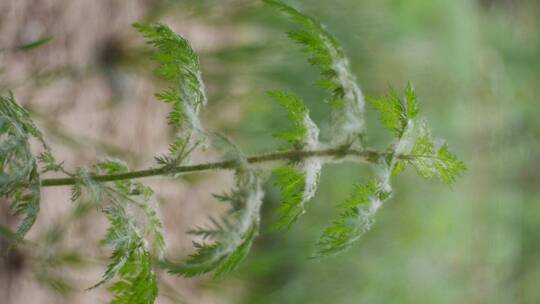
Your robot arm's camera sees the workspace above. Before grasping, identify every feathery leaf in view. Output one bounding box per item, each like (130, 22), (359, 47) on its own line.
(269, 90), (322, 229)
(98, 159), (166, 257)
(134, 23), (207, 163)
(269, 91), (321, 149)
(407, 123), (466, 184)
(367, 88), (409, 137)
(265, 0), (366, 142)
(368, 85), (465, 184)
(273, 166), (306, 228)
(108, 250), (157, 304)
(164, 168), (263, 277)
(72, 160), (163, 303)
(315, 180), (379, 257)
(91, 206), (157, 304)
(0, 93), (52, 240)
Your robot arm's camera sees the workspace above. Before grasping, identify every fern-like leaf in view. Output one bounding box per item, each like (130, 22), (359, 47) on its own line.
(98, 159), (166, 257)
(0, 93), (57, 239)
(265, 0), (366, 143)
(91, 206), (157, 304)
(71, 168), (104, 203)
(134, 23), (207, 163)
(369, 85), (465, 184)
(273, 166), (306, 228)
(269, 91), (309, 148)
(90, 206), (142, 289)
(272, 160), (322, 229)
(270, 91), (322, 228)
(8, 171), (40, 240)
(317, 85), (464, 258)
(268, 91), (320, 148)
(367, 83), (418, 137)
(164, 168), (264, 277)
(71, 160), (164, 304)
(434, 145), (466, 184)
(108, 249), (158, 304)
(314, 180), (379, 257)
(407, 122), (466, 184)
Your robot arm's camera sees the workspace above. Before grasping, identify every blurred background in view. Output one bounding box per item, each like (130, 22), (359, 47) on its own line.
(1, 0), (539, 303)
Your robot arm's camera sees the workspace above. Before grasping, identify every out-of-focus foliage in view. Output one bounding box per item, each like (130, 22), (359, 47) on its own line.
(0, 93), (59, 240)
(168, 0), (538, 303)
(164, 166), (263, 278)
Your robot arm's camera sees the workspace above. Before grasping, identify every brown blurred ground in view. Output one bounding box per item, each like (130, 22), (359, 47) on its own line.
(0, 1), (246, 303)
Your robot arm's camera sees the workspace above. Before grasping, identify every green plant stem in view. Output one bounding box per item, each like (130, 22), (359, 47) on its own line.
(40, 147), (384, 187)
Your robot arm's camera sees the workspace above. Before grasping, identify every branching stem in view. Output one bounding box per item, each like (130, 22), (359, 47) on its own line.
(41, 147), (385, 187)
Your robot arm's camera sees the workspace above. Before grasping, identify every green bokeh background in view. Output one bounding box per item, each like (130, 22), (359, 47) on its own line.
(177, 0), (539, 303)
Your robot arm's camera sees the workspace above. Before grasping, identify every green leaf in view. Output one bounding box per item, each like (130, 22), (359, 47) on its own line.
(273, 166), (307, 228)
(367, 84), (421, 139)
(9, 170), (40, 240)
(90, 206), (142, 289)
(265, 0), (366, 142)
(269, 91), (308, 147)
(267, 91), (323, 230)
(164, 168), (263, 277)
(109, 249), (157, 304)
(369, 85), (465, 184)
(72, 160), (164, 303)
(0, 93), (53, 240)
(392, 160), (407, 176)
(98, 159), (166, 257)
(71, 168), (104, 203)
(406, 122), (466, 184)
(404, 82), (419, 119)
(134, 23), (207, 163)
(0, 89), (59, 240)
(367, 88), (408, 137)
(91, 206), (157, 304)
(434, 145), (466, 184)
(272, 155), (323, 229)
(315, 179), (379, 258)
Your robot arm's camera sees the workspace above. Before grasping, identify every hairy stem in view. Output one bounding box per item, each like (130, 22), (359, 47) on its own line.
(41, 148), (384, 187)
